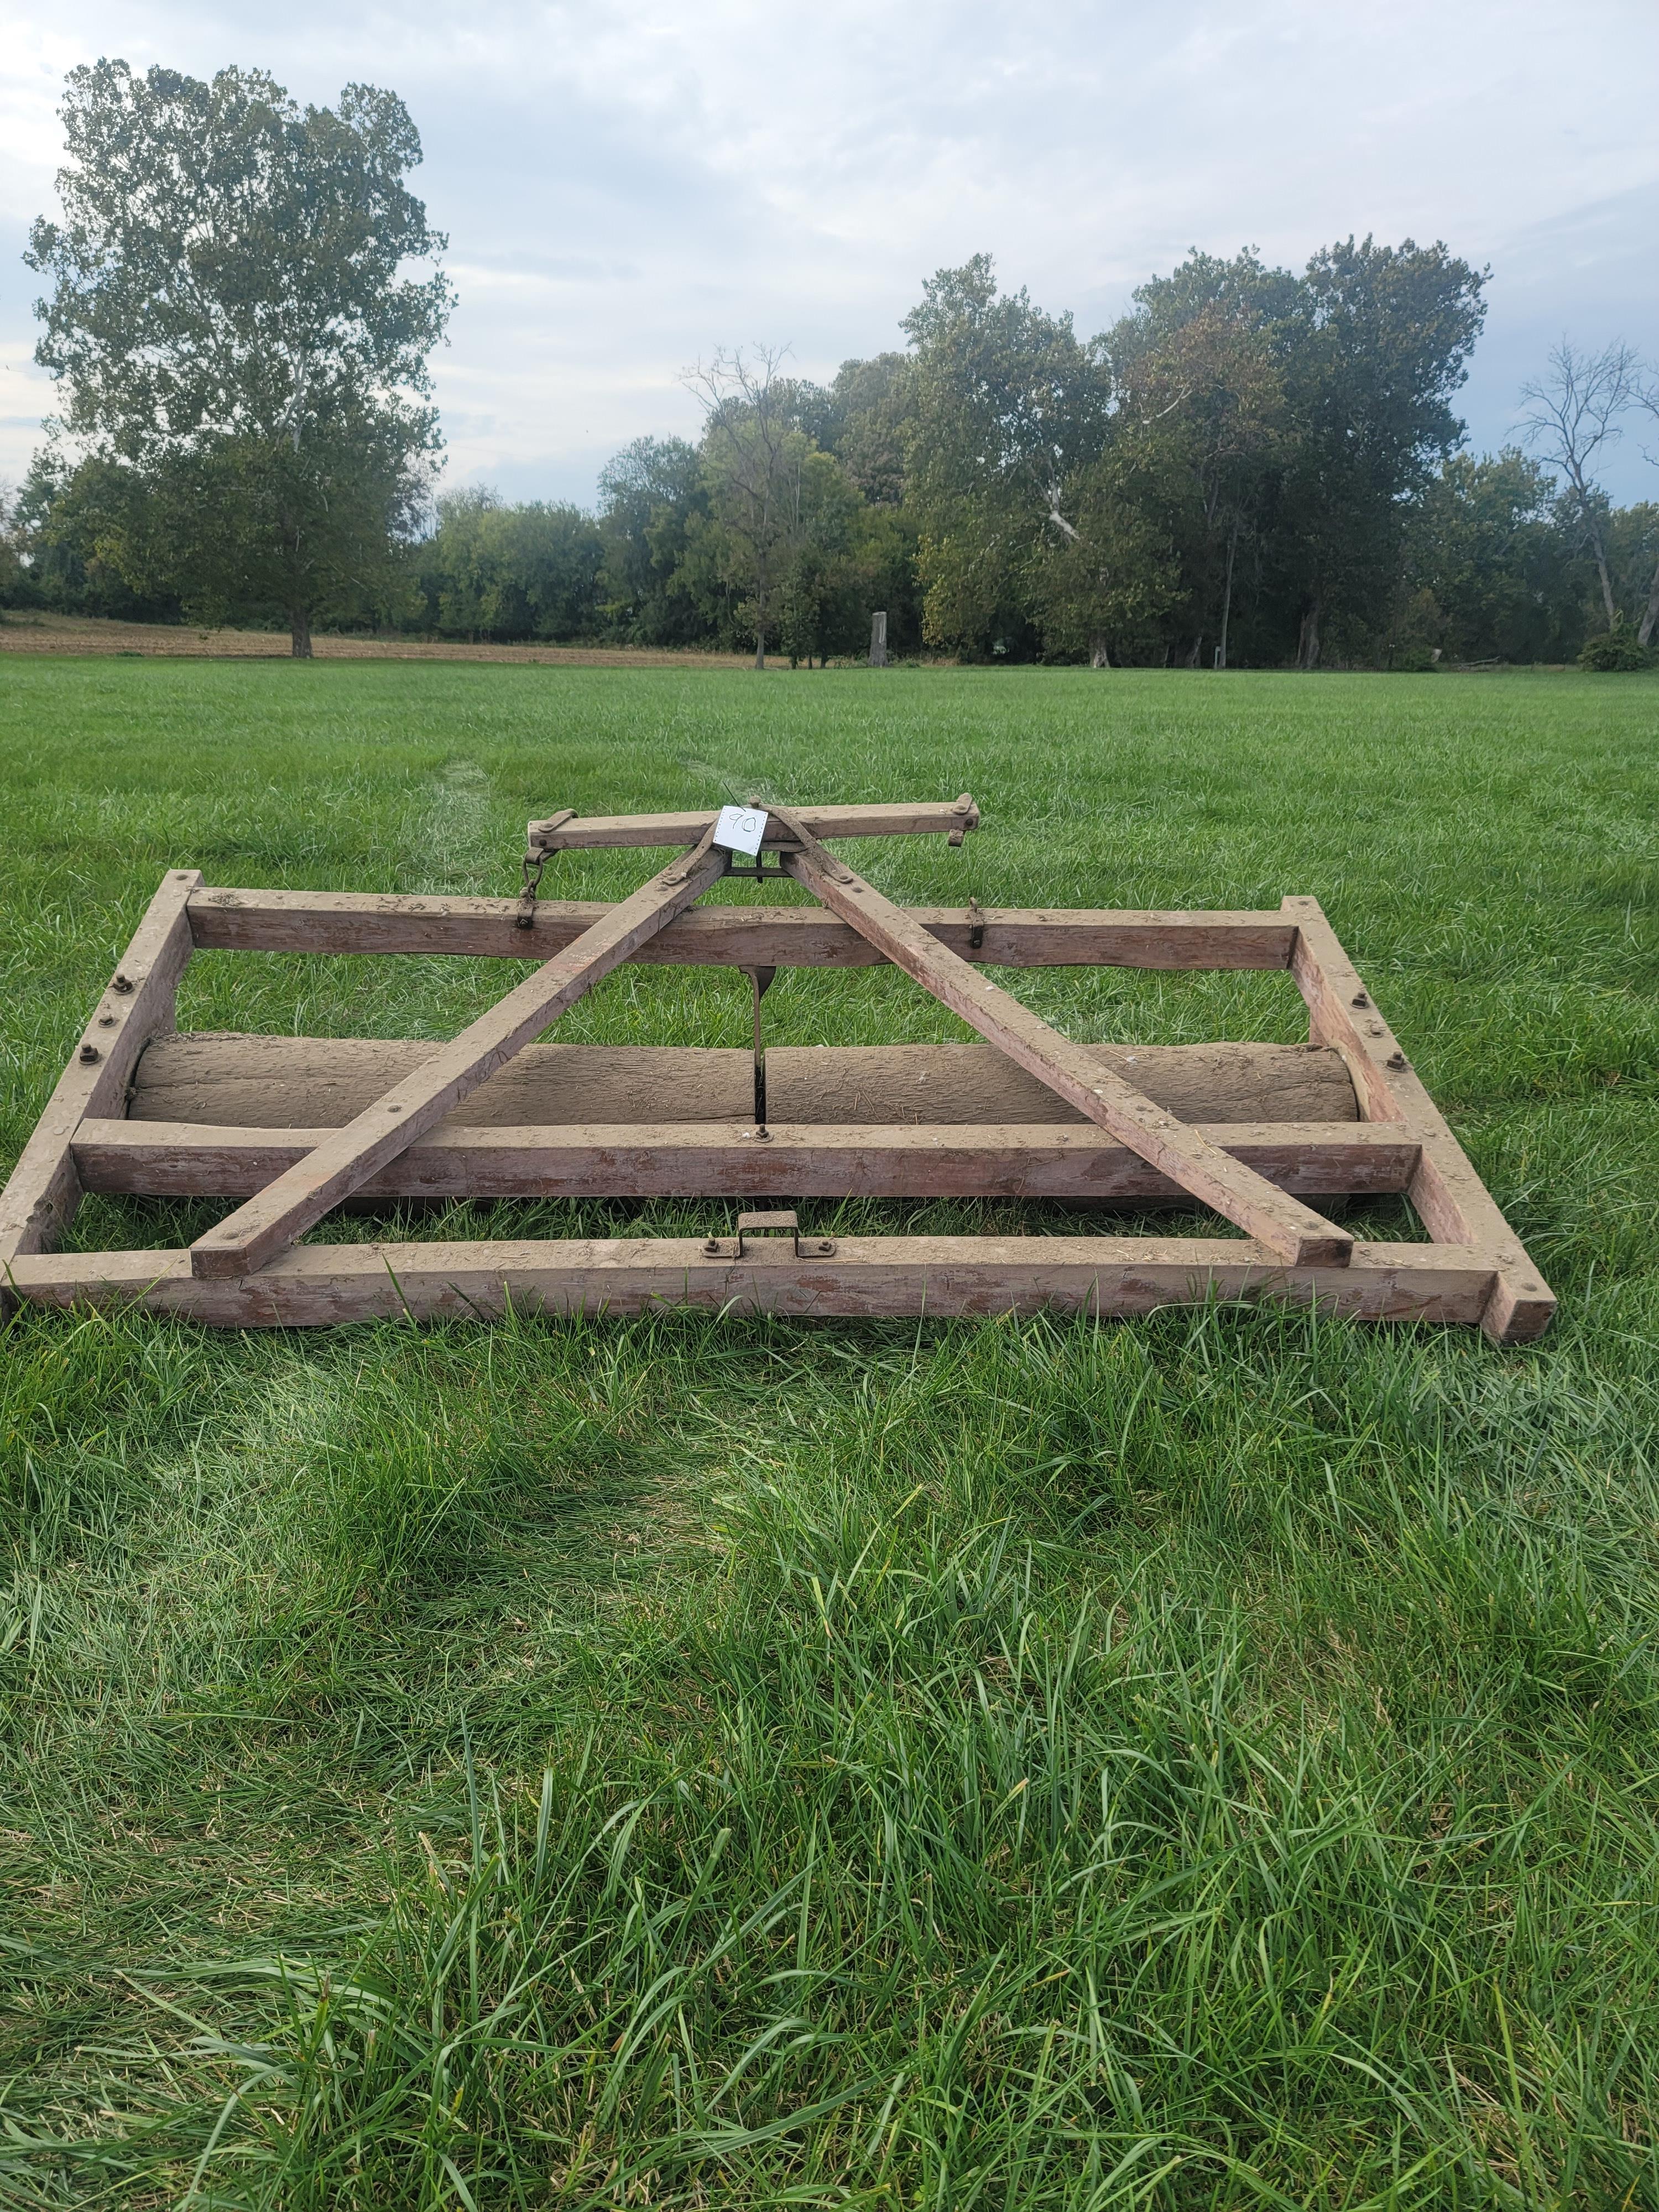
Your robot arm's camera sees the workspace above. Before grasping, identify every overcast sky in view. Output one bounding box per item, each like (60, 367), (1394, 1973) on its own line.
(3, 0), (1656, 508)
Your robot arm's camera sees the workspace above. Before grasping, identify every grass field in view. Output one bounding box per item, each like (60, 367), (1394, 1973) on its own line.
(2, 656), (1657, 2209)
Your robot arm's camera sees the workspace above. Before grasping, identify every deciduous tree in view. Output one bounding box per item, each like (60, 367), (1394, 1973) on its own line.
(27, 60), (451, 654)
(684, 348), (813, 669)
(902, 257), (1108, 656)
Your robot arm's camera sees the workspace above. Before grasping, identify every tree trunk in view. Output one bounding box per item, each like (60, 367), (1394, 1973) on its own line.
(290, 609), (314, 660)
(1217, 521), (1238, 670)
(1297, 602), (1321, 671)
(1637, 552), (1659, 649)
(1587, 521), (1618, 631)
(1089, 635), (1111, 669)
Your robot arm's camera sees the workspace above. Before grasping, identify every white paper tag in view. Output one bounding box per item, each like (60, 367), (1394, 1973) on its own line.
(712, 804), (768, 858)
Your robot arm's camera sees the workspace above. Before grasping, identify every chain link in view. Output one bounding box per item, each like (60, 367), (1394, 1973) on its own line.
(515, 848), (547, 930)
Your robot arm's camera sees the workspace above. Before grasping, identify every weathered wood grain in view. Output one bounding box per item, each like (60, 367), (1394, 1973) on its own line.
(184, 889), (1299, 970)
(1284, 895), (1554, 1342)
(527, 798), (979, 852)
(187, 837), (730, 1279)
(781, 830), (1353, 1269)
(75, 1118), (1421, 1202)
(8, 1234), (1496, 1328)
(0, 869), (201, 1275)
(127, 1036), (1361, 1132)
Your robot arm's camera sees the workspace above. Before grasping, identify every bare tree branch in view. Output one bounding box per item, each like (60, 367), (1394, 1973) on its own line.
(1520, 337), (1637, 629)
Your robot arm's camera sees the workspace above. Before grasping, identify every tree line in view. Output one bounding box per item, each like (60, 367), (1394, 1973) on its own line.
(5, 61), (1657, 669)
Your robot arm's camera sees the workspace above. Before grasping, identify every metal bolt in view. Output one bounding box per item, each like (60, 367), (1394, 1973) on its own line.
(112, 972), (134, 994)
(703, 1237), (722, 1255)
(79, 1042), (101, 1063)
(98, 1013), (116, 1027)
(1386, 1051), (1407, 1071)
(1350, 991), (1368, 1006)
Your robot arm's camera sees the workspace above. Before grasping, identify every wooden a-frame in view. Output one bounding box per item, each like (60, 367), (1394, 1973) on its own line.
(0, 798), (1555, 1342)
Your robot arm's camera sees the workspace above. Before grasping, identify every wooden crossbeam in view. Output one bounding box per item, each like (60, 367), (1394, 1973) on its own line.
(186, 833), (729, 1279)
(74, 1119), (1424, 1203)
(528, 797), (978, 853)
(185, 889), (1300, 969)
(1, 869), (201, 1279)
(775, 813), (1353, 1270)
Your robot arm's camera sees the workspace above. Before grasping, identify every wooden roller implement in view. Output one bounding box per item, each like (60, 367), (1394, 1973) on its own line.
(0, 796), (1553, 1339)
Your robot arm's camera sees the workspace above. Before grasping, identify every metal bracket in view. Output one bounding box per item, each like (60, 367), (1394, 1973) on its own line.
(967, 896), (985, 951)
(701, 1210), (836, 1260)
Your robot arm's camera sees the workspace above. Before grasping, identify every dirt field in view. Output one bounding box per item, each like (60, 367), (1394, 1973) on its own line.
(0, 608), (761, 667)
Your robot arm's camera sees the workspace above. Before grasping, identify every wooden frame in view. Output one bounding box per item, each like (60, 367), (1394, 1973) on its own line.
(1, 802), (1554, 1342)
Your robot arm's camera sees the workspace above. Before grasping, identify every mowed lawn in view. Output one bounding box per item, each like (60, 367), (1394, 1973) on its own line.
(2, 656), (1657, 2209)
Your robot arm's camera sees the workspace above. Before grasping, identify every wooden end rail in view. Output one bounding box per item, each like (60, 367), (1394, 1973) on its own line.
(9, 1235), (1501, 1331)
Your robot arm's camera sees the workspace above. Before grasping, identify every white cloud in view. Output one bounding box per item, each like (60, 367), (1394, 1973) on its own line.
(2, 0), (1656, 501)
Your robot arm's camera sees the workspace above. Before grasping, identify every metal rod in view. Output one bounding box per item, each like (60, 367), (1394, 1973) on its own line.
(749, 966), (776, 1134)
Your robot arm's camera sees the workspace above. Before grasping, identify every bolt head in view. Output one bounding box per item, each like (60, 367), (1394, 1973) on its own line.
(79, 1043), (101, 1063)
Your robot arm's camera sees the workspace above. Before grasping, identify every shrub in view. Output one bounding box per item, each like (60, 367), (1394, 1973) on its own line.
(1578, 623), (1652, 672)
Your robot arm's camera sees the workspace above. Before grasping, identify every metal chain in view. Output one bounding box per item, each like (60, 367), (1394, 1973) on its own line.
(515, 848), (547, 930)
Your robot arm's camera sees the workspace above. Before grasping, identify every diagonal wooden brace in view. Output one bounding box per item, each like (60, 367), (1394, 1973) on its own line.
(188, 831), (729, 1279)
(771, 807), (1353, 1269)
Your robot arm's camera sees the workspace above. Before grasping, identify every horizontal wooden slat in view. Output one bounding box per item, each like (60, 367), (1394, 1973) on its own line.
(74, 1119), (1422, 1202)
(7, 1235), (1496, 1329)
(527, 799), (979, 852)
(185, 890), (1298, 971)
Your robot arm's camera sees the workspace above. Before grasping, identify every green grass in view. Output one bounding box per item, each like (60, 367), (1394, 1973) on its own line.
(1, 658), (1657, 2208)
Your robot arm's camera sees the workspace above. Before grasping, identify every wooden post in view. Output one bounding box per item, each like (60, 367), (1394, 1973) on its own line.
(773, 812), (1352, 1269)
(187, 835), (728, 1280)
(1, 869), (201, 1286)
(869, 612), (888, 667)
